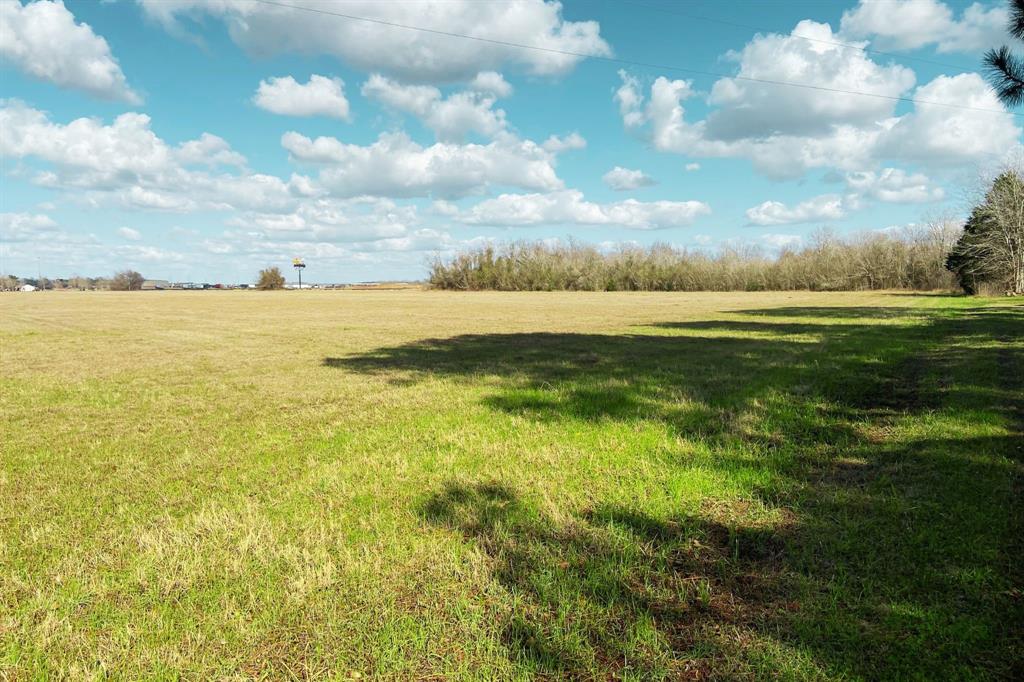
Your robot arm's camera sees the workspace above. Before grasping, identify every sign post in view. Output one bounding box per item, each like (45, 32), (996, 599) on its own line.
(292, 257), (305, 290)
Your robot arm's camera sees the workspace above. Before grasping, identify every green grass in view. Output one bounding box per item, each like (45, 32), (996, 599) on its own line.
(1, 290), (1021, 679)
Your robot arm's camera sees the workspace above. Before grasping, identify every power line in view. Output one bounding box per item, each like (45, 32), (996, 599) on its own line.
(249, 0), (1019, 119)
(620, 0), (977, 73)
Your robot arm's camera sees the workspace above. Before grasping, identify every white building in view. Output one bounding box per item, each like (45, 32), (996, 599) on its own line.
(18, 284), (36, 292)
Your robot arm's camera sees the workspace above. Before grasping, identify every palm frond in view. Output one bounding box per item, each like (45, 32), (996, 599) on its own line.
(984, 45), (1024, 107)
(1010, 0), (1024, 41)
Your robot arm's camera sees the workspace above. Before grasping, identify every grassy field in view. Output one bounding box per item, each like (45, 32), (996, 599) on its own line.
(1, 290), (1021, 680)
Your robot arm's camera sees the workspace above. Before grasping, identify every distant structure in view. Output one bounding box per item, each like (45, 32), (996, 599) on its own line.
(141, 279), (170, 290)
(18, 284), (36, 292)
(293, 257), (306, 289)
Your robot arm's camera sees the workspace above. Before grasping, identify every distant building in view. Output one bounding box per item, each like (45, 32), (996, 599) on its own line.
(18, 284), (36, 292)
(141, 279), (170, 290)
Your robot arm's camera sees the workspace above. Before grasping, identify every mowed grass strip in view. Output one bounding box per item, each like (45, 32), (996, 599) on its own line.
(1, 291), (1021, 679)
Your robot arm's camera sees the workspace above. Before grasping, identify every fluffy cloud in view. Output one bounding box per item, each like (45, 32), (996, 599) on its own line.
(542, 132), (586, 153)
(706, 20), (915, 141)
(0, 101), (300, 214)
(114, 244), (185, 263)
(0, 211), (58, 242)
(0, 103), (471, 268)
(174, 133), (247, 167)
(0, 0), (140, 103)
(844, 168), (945, 203)
(361, 74), (506, 141)
(839, 0), (1007, 53)
(602, 166), (656, 191)
(616, 19), (1021, 180)
(228, 197), (420, 244)
(760, 233), (803, 250)
(0, 101), (247, 179)
(619, 71), (875, 180)
(201, 225), (469, 269)
(1, 102), (177, 185)
(253, 75), (351, 120)
(470, 71), (513, 98)
(138, 0), (610, 82)
(458, 189), (710, 229)
(748, 165), (945, 225)
(282, 130), (563, 198)
(745, 194), (849, 226)
(877, 74), (1021, 165)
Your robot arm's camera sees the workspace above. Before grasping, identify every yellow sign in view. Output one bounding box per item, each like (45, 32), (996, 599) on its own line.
(292, 258), (305, 268)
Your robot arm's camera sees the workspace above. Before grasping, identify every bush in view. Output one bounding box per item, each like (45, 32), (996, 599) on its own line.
(429, 225), (961, 292)
(257, 266), (286, 290)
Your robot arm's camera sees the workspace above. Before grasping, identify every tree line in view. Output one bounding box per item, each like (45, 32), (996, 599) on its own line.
(0, 270), (146, 292)
(430, 171), (1024, 295)
(429, 225), (961, 293)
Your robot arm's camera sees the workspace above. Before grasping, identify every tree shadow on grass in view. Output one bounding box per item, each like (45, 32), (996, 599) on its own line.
(328, 303), (1024, 678)
(733, 306), (937, 319)
(420, 481), (795, 678)
(417, 435), (1023, 678)
(328, 331), (856, 445)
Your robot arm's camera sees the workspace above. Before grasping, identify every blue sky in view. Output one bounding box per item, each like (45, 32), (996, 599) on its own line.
(1, 0), (1019, 283)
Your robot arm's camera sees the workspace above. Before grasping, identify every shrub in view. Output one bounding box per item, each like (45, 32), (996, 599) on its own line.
(257, 266), (286, 290)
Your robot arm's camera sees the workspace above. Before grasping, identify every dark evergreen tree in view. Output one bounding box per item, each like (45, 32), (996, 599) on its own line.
(946, 171), (1024, 295)
(984, 1), (1024, 105)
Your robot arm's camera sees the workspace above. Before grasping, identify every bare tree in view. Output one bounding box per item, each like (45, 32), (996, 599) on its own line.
(110, 270), (145, 291)
(257, 266), (286, 290)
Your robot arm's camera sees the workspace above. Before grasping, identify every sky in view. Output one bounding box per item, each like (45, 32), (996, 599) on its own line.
(1, 0), (1020, 284)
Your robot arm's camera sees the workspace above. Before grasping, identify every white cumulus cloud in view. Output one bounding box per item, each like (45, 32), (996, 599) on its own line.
(844, 168), (945, 203)
(706, 20), (915, 141)
(542, 132), (587, 153)
(0, 0), (140, 103)
(281, 130), (563, 198)
(138, 0), (610, 82)
(602, 166), (657, 191)
(0, 211), (58, 242)
(760, 233), (803, 250)
(878, 74), (1020, 165)
(458, 189), (710, 229)
(361, 74), (506, 142)
(470, 71), (513, 98)
(745, 194), (850, 226)
(615, 19), (1020, 180)
(254, 74), (351, 120)
(840, 0), (1007, 53)
(0, 101), (297, 214)
(117, 226), (141, 240)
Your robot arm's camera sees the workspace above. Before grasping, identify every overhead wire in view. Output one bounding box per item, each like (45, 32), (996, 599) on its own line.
(249, 0), (1019, 118)
(619, 0), (978, 73)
